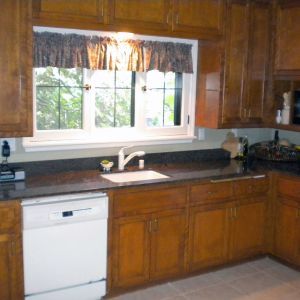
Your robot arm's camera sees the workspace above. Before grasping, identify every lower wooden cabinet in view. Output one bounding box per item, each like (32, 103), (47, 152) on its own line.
(275, 199), (300, 264)
(0, 201), (23, 300)
(112, 208), (186, 289)
(230, 199), (266, 260)
(188, 204), (229, 271)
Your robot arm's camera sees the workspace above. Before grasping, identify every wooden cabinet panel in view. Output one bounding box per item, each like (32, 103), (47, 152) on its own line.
(188, 205), (229, 271)
(150, 209), (186, 280)
(172, 0), (224, 38)
(274, 2), (300, 74)
(275, 200), (299, 263)
(246, 2), (270, 124)
(33, 0), (106, 25)
(222, 1), (248, 125)
(113, 186), (187, 217)
(190, 181), (232, 204)
(230, 200), (266, 260)
(233, 177), (269, 198)
(109, 0), (170, 33)
(0, 0), (32, 137)
(278, 176), (300, 199)
(112, 215), (150, 288)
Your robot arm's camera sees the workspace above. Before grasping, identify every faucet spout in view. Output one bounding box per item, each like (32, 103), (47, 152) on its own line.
(118, 147), (145, 171)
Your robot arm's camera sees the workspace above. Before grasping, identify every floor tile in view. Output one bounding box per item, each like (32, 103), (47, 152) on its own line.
(171, 272), (222, 293)
(248, 257), (283, 271)
(184, 282), (245, 300)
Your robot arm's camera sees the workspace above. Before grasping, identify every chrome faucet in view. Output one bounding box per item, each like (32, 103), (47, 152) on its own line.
(118, 146), (145, 171)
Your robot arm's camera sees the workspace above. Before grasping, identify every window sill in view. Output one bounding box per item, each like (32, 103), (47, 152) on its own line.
(23, 135), (197, 152)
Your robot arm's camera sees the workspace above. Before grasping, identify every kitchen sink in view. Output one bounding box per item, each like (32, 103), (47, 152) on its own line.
(101, 170), (169, 183)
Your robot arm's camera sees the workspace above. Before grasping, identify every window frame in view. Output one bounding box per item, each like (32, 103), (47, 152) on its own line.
(23, 29), (198, 152)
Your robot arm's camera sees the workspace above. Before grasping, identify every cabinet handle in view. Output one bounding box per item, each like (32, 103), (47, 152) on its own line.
(10, 241), (16, 256)
(166, 12), (170, 25)
(230, 207), (233, 219)
(153, 219), (159, 232)
(149, 220), (152, 232)
(243, 108), (247, 118)
(176, 13), (179, 24)
(248, 109), (251, 118)
(234, 207), (238, 218)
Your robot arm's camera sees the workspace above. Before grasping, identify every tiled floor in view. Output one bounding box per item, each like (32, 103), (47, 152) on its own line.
(109, 257), (300, 300)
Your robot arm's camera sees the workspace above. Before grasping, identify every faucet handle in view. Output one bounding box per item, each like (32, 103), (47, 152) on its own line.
(119, 145), (133, 154)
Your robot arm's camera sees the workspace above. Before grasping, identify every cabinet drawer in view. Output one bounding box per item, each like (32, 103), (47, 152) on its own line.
(233, 177), (269, 198)
(190, 182), (232, 204)
(278, 176), (300, 199)
(0, 201), (20, 231)
(113, 186), (187, 217)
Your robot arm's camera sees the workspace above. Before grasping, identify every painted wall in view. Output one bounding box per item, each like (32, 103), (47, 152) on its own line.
(5, 127), (273, 163)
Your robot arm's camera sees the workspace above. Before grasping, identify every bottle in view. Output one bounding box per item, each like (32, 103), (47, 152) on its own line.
(274, 130), (279, 145)
(243, 136), (248, 158)
(276, 110), (282, 124)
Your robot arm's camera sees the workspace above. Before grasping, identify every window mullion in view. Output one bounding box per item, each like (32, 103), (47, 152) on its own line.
(83, 69), (93, 134)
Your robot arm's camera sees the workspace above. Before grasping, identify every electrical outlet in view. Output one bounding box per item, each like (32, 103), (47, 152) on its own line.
(0, 138), (16, 152)
(198, 128), (205, 140)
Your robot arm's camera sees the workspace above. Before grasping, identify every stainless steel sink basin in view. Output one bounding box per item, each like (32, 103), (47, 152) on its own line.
(101, 170), (169, 183)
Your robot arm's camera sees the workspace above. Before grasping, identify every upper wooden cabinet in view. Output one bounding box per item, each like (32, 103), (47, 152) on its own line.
(33, 0), (224, 39)
(274, 0), (300, 77)
(33, 0), (108, 28)
(171, 0), (224, 38)
(108, 0), (171, 34)
(0, 0), (32, 137)
(196, 0), (271, 128)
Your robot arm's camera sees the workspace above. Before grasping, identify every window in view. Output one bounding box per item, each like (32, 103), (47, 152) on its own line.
(24, 32), (197, 151)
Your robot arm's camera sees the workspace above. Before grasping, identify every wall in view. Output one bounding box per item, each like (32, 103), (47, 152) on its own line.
(6, 128), (273, 163)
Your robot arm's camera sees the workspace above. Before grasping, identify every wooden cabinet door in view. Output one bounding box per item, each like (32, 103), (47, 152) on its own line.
(112, 215), (150, 288)
(33, 0), (106, 25)
(222, 0), (248, 125)
(0, 233), (23, 300)
(0, 0), (32, 137)
(274, 1), (300, 74)
(275, 201), (299, 263)
(188, 204), (229, 271)
(172, 0), (224, 38)
(108, 0), (170, 33)
(245, 1), (270, 124)
(230, 200), (265, 260)
(150, 209), (186, 280)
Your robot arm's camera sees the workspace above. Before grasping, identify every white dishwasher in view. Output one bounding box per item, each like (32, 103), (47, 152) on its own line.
(22, 192), (108, 300)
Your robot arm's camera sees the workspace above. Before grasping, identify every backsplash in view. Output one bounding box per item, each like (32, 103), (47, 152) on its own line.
(10, 149), (230, 177)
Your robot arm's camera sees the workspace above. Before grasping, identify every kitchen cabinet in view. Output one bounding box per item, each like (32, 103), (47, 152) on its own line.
(32, 0), (108, 28)
(229, 199), (266, 260)
(274, 0), (300, 77)
(33, 0), (224, 39)
(111, 185), (187, 290)
(188, 177), (267, 272)
(0, 201), (23, 300)
(196, 0), (271, 128)
(274, 175), (300, 264)
(188, 203), (230, 271)
(0, 0), (32, 137)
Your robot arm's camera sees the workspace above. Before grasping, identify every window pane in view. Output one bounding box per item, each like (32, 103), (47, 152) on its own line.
(93, 70), (115, 88)
(165, 72), (176, 89)
(59, 68), (83, 87)
(164, 90), (175, 126)
(116, 71), (132, 88)
(59, 87), (83, 129)
(147, 70), (164, 89)
(146, 90), (164, 127)
(95, 89), (115, 128)
(115, 89), (131, 127)
(35, 67), (60, 86)
(36, 87), (59, 130)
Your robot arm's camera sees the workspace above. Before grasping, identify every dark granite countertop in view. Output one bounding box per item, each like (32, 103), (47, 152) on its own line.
(1, 149), (300, 201)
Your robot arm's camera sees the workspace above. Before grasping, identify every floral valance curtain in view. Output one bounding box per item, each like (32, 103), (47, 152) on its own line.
(33, 32), (194, 73)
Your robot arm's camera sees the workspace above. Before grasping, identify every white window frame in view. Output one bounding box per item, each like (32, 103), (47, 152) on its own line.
(23, 28), (197, 152)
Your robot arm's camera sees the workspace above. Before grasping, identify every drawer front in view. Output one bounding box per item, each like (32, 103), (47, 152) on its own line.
(113, 186), (187, 217)
(233, 177), (269, 198)
(190, 182), (232, 204)
(278, 176), (300, 199)
(0, 201), (20, 231)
